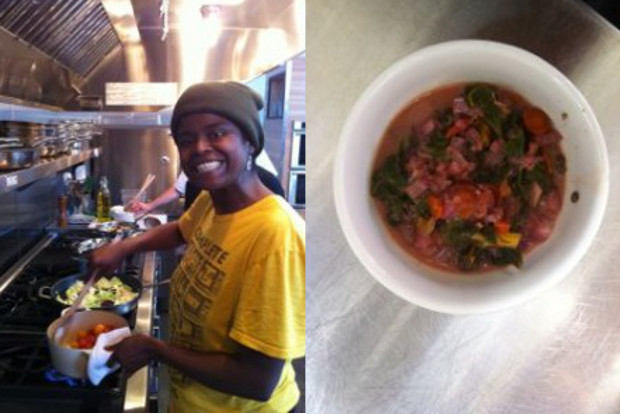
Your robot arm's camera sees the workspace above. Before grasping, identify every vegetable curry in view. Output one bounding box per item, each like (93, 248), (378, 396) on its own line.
(371, 83), (566, 272)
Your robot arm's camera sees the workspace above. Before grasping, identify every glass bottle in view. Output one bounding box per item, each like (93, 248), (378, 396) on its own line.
(57, 194), (68, 228)
(97, 176), (111, 222)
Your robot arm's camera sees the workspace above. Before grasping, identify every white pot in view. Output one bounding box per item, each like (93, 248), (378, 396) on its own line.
(46, 310), (129, 379)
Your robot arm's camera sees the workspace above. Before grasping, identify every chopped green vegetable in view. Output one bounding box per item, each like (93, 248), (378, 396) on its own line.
(526, 162), (551, 194)
(480, 224), (498, 244)
(371, 147), (412, 225)
(488, 247), (523, 268)
(504, 126), (526, 157)
(471, 233), (492, 248)
(439, 219), (477, 249)
(471, 164), (510, 184)
(435, 108), (453, 130)
(58, 276), (138, 308)
(465, 84), (504, 138)
(371, 155), (406, 196)
(457, 245), (487, 271)
(398, 133), (418, 164)
(426, 130), (449, 160)
(414, 197), (431, 220)
(509, 168), (527, 200)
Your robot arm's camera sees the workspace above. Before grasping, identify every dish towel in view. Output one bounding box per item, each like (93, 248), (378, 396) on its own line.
(87, 327), (131, 385)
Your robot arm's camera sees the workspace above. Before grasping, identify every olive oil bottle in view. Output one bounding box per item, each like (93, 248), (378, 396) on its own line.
(96, 176), (111, 222)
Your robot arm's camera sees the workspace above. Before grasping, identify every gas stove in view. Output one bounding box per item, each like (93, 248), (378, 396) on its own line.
(0, 229), (143, 412)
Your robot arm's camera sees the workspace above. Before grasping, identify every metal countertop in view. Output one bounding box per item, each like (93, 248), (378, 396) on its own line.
(307, 0), (620, 413)
(123, 251), (157, 412)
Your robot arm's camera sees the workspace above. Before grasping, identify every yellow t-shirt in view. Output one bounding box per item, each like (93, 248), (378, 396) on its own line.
(169, 193), (305, 413)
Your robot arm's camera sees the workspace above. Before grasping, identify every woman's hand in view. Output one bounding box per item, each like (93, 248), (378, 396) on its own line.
(88, 241), (131, 274)
(107, 334), (159, 377)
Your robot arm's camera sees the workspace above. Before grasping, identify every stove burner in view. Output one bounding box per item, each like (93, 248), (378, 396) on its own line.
(0, 229), (137, 411)
(0, 332), (52, 385)
(0, 273), (62, 329)
(44, 368), (86, 387)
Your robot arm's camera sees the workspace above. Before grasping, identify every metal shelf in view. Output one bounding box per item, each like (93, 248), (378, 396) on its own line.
(0, 148), (100, 195)
(0, 94), (63, 112)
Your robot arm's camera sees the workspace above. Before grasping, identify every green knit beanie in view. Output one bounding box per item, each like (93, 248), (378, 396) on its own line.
(171, 81), (264, 155)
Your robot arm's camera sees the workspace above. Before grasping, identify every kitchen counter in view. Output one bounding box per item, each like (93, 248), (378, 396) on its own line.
(123, 250), (158, 412)
(307, 1), (620, 413)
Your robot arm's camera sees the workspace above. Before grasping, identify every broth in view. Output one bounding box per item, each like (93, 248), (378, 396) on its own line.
(370, 83), (566, 273)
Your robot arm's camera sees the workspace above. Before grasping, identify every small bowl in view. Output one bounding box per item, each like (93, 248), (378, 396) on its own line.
(111, 205), (135, 223)
(333, 40), (609, 314)
(142, 216), (162, 229)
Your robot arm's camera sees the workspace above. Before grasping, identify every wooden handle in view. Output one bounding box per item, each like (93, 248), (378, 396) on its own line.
(124, 173), (156, 209)
(53, 268), (100, 342)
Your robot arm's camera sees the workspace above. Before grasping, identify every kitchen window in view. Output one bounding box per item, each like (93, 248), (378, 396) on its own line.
(288, 170), (305, 208)
(267, 74), (285, 119)
(288, 121), (305, 208)
(291, 123), (305, 169)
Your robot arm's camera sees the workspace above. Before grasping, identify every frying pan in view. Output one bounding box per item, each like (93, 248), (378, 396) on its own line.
(38, 273), (142, 315)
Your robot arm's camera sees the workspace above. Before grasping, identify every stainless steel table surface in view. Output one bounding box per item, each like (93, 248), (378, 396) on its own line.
(307, 1), (620, 413)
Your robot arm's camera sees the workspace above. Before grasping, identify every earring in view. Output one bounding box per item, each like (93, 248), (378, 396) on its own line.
(246, 155), (253, 171)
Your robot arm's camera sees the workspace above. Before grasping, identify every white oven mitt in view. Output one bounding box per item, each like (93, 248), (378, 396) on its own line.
(87, 327), (131, 385)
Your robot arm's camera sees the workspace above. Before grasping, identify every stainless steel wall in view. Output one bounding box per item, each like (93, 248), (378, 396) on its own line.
(95, 128), (180, 211)
(0, 173), (62, 274)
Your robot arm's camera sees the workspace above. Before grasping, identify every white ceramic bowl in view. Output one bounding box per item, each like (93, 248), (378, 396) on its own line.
(111, 205), (135, 223)
(333, 40), (609, 314)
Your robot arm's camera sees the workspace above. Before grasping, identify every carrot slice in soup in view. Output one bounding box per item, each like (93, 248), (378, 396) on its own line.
(494, 220), (510, 234)
(523, 107), (551, 135)
(428, 195), (445, 219)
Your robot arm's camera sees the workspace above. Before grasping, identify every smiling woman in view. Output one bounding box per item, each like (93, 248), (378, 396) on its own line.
(89, 81), (306, 413)
(170, 82), (267, 211)
(175, 113), (251, 193)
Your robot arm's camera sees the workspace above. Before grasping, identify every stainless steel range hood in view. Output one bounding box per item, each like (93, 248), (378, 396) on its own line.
(0, 0), (121, 77)
(0, 0), (305, 111)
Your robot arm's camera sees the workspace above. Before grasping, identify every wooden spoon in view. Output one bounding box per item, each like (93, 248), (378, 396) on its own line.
(53, 268), (100, 344)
